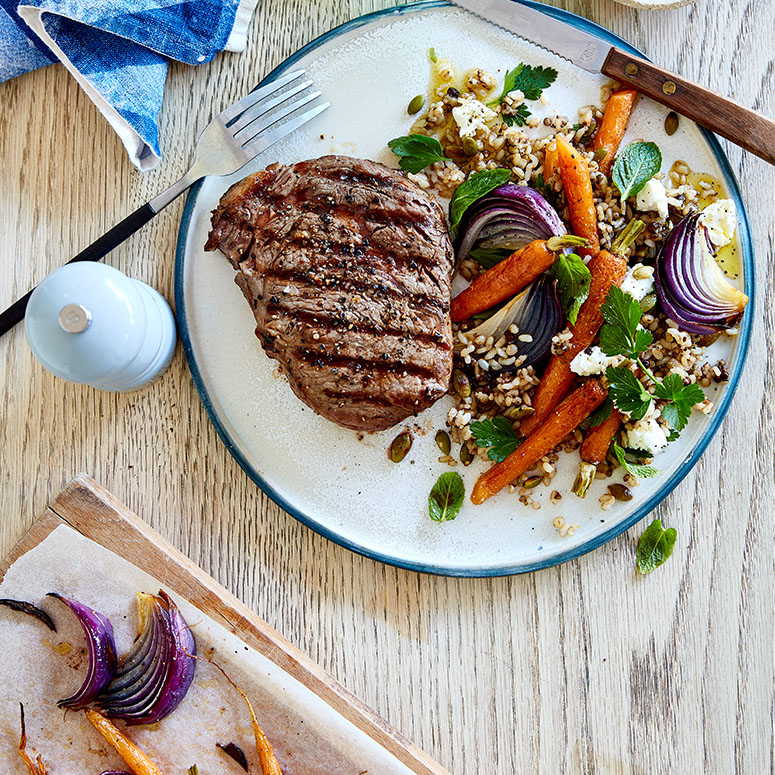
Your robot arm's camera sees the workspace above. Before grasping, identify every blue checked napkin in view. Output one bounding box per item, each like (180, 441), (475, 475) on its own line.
(0, 0), (258, 170)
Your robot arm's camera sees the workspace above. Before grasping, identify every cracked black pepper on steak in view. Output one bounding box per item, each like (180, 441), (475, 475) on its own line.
(205, 155), (455, 432)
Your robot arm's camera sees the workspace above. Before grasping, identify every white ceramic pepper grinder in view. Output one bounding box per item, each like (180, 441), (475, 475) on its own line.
(25, 263), (176, 391)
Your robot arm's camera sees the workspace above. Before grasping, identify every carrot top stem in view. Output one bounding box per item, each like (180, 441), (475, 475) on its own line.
(610, 218), (646, 257)
(546, 234), (588, 251)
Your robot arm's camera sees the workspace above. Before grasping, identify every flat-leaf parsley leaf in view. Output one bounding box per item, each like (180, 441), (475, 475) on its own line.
(470, 417), (521, 462)
(388, 134), (446, 174)
(428, 471), (465, 522)
(636, 518), (677, 574)
(488, 63), (558, 105)
(599, 285), (705, 438)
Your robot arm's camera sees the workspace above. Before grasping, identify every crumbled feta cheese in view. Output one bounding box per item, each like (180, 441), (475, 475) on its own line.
(624, 417), (668, 455)
(451, 99), (496, 138)
(635, 178), (669, 220)
(700, 198), (736, 248)
(570, 346), (621, 376)
(620, 263), (655, 302)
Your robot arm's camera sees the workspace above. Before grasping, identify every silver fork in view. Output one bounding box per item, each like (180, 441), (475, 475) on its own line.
(0, 71), (329, 336)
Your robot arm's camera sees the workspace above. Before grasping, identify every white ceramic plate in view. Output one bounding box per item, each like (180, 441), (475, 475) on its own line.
(175, 1), (752, 576)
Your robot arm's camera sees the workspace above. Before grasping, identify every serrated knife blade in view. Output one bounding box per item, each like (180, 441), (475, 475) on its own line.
(449, 0), (611, 73)
(446, 0), (775, 166)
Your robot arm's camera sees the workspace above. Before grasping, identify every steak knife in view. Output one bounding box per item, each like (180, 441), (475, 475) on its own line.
(448, 0), (775, 166)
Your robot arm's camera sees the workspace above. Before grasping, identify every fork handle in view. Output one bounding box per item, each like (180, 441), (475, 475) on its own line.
(0, 202), (156, 337)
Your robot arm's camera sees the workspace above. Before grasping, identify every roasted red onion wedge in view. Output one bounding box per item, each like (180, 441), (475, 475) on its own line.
(48, 594), (117, 710)
(654, 212), (748, 335)
(457, 184), (566, 262)
(98, 591), (195, 725)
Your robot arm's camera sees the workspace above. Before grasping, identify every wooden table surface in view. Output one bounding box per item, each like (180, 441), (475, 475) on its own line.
(1, 1), (773, 772)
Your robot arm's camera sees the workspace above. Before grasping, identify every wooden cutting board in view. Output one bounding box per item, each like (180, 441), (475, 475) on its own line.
(0, 474), (449, 775)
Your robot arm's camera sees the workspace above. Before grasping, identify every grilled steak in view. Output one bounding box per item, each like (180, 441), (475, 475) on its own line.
(204, 155), (455, 432)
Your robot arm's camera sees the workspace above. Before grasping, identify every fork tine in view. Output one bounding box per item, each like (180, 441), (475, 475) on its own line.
(236, 90), (323, 146)
(217, 69), (305, 124)
(228, 79), (313, 135)
(241, 102), (330, 159)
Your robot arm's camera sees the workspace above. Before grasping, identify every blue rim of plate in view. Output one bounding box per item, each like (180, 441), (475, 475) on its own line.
(175, 0), (754, 577)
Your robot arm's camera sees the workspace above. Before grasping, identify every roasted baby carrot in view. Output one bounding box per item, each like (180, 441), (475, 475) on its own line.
(519, 249), (627, 436)
(543, 140), (559, 182)
(471, 379), (607, 504)
(572, 407), (623, 498)
(451, 235), (586, 322)
(593, 89), (638, 175)
(556, 134), (600, 256)
(84, 709), (163, 775)
(580, 408), (623, 465)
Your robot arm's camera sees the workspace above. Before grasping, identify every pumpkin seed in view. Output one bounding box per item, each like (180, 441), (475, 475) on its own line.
(639, 293), (657, 313)
(407, 94), (425, 115)
(593, 147), (608, 160)
(435, 430), (451, 455)
(696, 332), (720, 347)
(462, 136), (478, 156)
(452, 369), (471, 398)
(389, 431), (413, 463)
(522, 475), (541, 489)
(428, 47), (437, 63)
(608, 483), (633, 502)
(664, 111), (680, 136)
(460, 445), (474, 466)
(506, 405), (534, 421)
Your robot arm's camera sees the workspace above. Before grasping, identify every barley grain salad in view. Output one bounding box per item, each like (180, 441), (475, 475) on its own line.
(386, 51), (748, 523)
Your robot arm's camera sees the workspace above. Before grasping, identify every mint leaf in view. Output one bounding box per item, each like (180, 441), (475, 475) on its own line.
(388, 134), (446, 174)
(428, 471), (465, 522)
(489, 63), (558, 105)
(588, 397), (613, 428)
(606, 365), (652, 421)
(636, 518), (677, 574)
(612, 141), (662, 200)
(549, 252), (591, 324)
(612, 442), (659, 479)
(449, 169), (511, 229)
(470, 417), (521, 462)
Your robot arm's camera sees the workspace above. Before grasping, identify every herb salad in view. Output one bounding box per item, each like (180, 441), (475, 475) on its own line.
(384, 51), (747, 569)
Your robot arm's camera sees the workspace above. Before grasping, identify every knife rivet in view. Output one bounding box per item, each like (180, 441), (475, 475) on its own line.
(662, 80), (677, 95)
(624, 62), (639, 77)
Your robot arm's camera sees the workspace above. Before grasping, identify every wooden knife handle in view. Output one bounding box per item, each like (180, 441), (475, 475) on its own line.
(603, 47), (775, 166)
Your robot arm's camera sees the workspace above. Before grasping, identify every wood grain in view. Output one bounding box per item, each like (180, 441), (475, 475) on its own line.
(1, 1), (773, 773)
(603, 47), (775, 165)
(0, 475), (449, 775)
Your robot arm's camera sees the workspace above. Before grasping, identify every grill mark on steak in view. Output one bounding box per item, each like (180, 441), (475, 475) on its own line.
(205, 155), (454, 432)
(261, 266), (447, 315)
(264, 305), (450, 349)
(294, 348), (438, 381)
